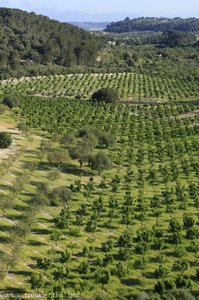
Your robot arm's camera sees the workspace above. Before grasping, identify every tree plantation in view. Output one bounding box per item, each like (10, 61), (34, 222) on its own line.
(0, 94), (199, 299)
(0, 6), (199, 300)
(2, 72), (199, 101)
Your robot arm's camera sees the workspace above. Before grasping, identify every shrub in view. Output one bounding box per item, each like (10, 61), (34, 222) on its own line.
(0, 132), (12, 149)
(3, 95), (19, 109)
(91, 88), (119, 103)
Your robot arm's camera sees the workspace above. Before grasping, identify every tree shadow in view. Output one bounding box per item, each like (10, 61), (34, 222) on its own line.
(31, 228), (51, 235)
(2, 287), (26, 295)
(37, 217), (54, 224)
(13, 204), (29, 212)
(122, 277), (141, 286)
(27, 239), (48, 246)
(36, 161), (95, 177)
(29, 180), (42, 187)
(11, 170), (24, 177)
(11, 270), (32, 277)
(6, 214), (24, 222)
(63, 163), (94, 177)
(144, 271), (155, 279)
(0, 224), (13, 232)
(0, 235), (10, 244)
(0, 184), (12, 192)
(23, 149), (39, 156)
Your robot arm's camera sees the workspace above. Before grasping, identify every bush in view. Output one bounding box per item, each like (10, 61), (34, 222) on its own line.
(90, 152), (112, 174)
(91, 88), (119, 103)
(50, 186), (72, 206)
(2, 95), (19, 109)
(0, 132), (12, 149)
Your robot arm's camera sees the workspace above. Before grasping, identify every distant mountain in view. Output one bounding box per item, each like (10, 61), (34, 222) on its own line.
(70, 22), (110, 31)
(28, 9), (137, 23)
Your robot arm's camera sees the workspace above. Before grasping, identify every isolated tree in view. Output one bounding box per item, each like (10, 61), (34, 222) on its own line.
(30, 273), (44, 289)
(189, 241), (199, 257)
(50, 229), (62, 247)
(60, 133), (75, 148)
(98, 132), (115, 148)
(91, 152), (112, 174)
(116, 262), (128, 282)
(91, 88), (119, 103)
(40, 139), (52, 153)
(183, 214), (195, 229)
(50, 186), (72, 207)
(53, 266), (69, 283)
(17, 122), (29, 135)
(154, 279), (176, 295)
(48, 168), (61, 182)
(69, 139), (93, 168)
(0, 250), (16, 280)
(117, 231), (132, 247)
(78, 127), (99, 147)
(36, 258), (52, 273)
(175, 275), (192, 289)
(60, 250), (71, 264)
(97, 269), (111, 289)
(154, 265), (169, 280)
(0, 132), (12, 149)
(54, 214), (68, 229)
(47, 149), (69, 169)
(101, 240), (113, 252)
(79, 261), (90, 279)
(173, 259), (189, 274)
(0, 196), (14, 216)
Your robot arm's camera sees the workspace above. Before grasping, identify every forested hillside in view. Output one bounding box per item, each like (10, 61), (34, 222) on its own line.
(105, 17), (199, 32)
(0, 8), (102, 78)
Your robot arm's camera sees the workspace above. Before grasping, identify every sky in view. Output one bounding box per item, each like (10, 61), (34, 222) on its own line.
(0, 0), (199, 21)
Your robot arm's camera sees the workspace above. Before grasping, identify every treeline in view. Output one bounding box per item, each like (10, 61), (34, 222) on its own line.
(105, 17), (199, 33)
(103, 30), (197, 47)
(161, 30), (197, 47)
(0, 8), (102, 78)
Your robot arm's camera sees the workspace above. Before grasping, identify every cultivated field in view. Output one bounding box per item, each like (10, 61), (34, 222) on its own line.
(0, 96), (199, 299)
(1, 73), (199, 101)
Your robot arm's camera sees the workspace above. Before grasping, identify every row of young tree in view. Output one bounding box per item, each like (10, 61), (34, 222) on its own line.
(0, 98), (198, 298)
(3, 71), (199, 100)
(15, 100), (198, 298)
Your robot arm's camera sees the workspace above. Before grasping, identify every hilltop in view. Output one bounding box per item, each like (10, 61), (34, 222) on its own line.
(105, 17), (199, 32)
(0, 8), (102, 79)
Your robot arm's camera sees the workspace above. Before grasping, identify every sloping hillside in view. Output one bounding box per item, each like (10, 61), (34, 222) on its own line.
(105, 17), (199, 33)
(0, 8), (102, 78)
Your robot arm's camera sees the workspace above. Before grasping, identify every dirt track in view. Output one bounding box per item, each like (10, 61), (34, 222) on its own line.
(0, 122), (21, 161)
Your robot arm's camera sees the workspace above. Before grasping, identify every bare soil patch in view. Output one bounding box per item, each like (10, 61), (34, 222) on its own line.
(179, 109), (199, 118)
(0, 122), (22, 161)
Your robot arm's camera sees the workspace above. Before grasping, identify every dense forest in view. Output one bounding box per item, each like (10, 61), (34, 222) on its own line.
(105, 17), (199, 33)
(0, 8), (102, 78)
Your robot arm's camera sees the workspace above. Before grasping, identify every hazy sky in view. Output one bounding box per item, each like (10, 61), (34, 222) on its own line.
(1, 0), (199, 20)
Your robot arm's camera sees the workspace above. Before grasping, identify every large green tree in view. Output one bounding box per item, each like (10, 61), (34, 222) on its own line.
(0, 132), (12, 148)
(91, 88), (119, 103)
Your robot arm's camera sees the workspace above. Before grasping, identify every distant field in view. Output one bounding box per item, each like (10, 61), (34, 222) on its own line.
(1, 73), (199, 101)
(0, 99), (199, 299)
